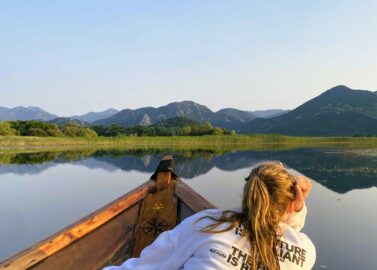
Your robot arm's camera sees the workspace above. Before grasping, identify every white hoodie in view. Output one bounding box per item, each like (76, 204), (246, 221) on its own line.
(104, 205), (315, 270)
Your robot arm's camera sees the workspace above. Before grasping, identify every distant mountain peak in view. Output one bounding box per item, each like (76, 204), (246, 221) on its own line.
(103, 108), (118, 113)
(27, 106), (53, 114)
(241, 85), (377, 136)
(27, 106), (42, 110)
(71, 108), (119, 123)
(173, 100), (196, 104)
(0, 106), (57, 121)
(319, 85), (376, 101)
(330, 85), (350, 90)
(165, 100), (211, 110)
(321, 85), (352, 96)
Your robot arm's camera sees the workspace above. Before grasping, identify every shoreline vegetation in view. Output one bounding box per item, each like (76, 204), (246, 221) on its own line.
(1, 120), (377, 153)
(1, 134), (377, 152)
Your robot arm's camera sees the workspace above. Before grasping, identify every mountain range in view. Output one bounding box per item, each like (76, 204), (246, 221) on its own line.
(91, 102), (267, 130)
(1, 85), (377, 136)
(0, 107), (119, 123)
(240, 85), (377, 136)
(0, 106), (58, 121)
(0, 103), (284, 129)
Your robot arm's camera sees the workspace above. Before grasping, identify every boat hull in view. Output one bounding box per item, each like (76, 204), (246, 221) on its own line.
(1, 157), (215, 270)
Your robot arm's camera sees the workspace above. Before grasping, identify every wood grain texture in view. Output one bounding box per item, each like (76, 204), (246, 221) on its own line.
(1, 181), (153, 270)
(132, 172), (177, 257)
(175, 181), (216, 213)
(32, 203), (140, 270)
(178, 199), (196, 222)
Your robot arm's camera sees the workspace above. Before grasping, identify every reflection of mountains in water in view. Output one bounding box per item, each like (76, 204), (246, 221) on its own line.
(248, 149), (377, 194)
(0, 149), (376, 194)
(0, 151), (260, 179)
(88, 152), (260, 179)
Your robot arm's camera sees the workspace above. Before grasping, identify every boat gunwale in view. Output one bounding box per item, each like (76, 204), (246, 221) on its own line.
(1, 178), (217, 270)
(0, 180), (154, 269)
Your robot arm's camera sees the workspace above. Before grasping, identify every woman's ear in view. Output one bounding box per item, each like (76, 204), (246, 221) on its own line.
(287, 201), (295, 214)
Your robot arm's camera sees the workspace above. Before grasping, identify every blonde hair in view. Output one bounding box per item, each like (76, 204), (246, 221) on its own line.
(200, 162), (295, 270)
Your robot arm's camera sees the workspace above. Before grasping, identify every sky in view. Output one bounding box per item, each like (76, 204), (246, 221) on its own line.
(1, 0), (377, 116)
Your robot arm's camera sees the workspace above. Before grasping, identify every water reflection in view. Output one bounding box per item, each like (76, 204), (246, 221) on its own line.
(1, 148), (376, 270)
(1, 148), (376, 194)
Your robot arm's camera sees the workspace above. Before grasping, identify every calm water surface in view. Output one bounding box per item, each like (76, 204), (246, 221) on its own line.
(0, 148), (376, 269)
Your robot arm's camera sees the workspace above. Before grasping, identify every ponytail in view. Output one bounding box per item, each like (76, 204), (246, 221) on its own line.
(246, 174), (280, 270)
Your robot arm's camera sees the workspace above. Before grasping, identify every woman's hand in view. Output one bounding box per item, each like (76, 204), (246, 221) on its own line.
(294, 175), (312, 198)
(292, 175), (312, 212)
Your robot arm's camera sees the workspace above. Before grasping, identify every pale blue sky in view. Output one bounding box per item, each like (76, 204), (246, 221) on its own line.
(1, 0), (377, 116)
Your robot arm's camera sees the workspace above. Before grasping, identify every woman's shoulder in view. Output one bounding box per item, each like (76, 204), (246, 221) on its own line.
(278, 224), (316, 269)
(279, 223), (315, 246)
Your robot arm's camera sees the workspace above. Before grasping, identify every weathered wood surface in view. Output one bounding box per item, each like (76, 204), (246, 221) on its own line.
(178, 199), (195, 222)
(32, 203), (140, 270)
(132, 170), (177, 257)
(0, 181), (153, 270)
(175, 181), (216, 213)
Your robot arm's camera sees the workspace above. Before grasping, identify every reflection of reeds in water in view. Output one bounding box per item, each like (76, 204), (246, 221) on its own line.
(1, 145), (377, 167)
(1, 147), (376, 193)
(0, 150), (97, 165)
(0, 149), (230, 165)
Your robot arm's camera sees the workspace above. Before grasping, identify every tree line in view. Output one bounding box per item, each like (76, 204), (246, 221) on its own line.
(0, 121), (97, 137)
(92, 122), (234, 137)
(0, 120), (235, 137)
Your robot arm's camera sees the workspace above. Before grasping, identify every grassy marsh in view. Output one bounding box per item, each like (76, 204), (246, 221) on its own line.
(0, 134), (377, 155)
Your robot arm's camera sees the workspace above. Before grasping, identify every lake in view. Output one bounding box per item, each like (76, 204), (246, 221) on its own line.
(0, 147), (376, 269)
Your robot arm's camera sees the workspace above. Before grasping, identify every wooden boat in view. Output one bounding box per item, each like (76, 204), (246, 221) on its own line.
(0, 155), (215, 270)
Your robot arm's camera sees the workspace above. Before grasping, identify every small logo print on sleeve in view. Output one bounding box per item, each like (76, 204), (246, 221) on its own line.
(209, 248), (227, 258)
(210, 245), (255, 269)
